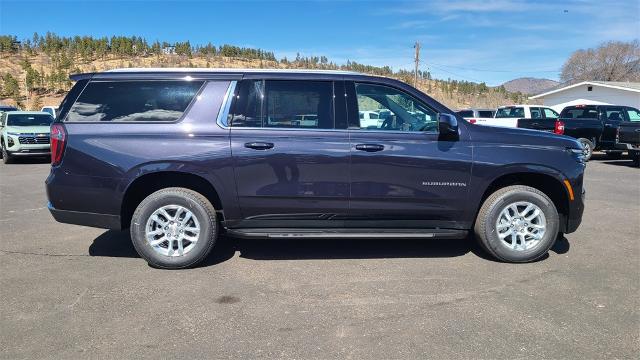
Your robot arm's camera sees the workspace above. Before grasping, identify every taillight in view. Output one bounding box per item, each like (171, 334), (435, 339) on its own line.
(554, 120), (565, 135)
(50, 123), (66, 166)
(469, 118), (477, 124)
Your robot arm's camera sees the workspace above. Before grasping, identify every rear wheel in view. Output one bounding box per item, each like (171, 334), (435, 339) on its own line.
(130, 187), (218, 269)
(474, 185), (559, 263)
(576, 138), (594, 161)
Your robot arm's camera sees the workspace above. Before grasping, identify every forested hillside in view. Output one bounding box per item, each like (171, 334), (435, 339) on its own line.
(0, 33), (527, 110)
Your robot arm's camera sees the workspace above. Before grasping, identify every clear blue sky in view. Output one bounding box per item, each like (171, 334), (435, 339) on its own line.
(1, 0), (638, 85)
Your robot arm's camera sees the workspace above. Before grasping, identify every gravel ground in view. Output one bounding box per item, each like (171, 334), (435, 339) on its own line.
(0, 154), (638, 359)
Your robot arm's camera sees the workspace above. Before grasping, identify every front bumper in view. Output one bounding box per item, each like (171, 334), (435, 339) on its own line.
(563, 187), (585, 234)
(48, 202), (121, 229)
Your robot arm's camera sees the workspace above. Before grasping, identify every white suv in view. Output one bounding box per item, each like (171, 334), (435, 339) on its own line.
(475, 105), (559, 128)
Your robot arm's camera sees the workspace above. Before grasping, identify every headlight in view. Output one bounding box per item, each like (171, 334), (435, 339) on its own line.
(6, 132), (21, 136)
(566, 148), (586, 164)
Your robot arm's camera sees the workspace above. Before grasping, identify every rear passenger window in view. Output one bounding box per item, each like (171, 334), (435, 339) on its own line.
(605, 108), (624, 121)
(66, 81), (204, 122)
(229, 80), (334, 129)
(530, 107), (542, 119)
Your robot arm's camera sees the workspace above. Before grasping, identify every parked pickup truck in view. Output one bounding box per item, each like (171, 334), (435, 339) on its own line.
(518, 105), (640, 160)
(616, 107), (640, 167)
(475, 105), (559, 128)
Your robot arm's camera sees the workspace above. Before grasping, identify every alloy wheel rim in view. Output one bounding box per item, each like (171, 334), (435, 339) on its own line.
(145, 205), (201, 257)
(580, 140), (591, 157)
(495, 201), (546, 251)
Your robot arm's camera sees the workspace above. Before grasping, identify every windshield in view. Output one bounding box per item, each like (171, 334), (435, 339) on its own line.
(495, 107), (524, 118)
(7, 114), (53, 126)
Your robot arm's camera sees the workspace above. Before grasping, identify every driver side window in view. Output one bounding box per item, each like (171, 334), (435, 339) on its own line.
(354, 83), (438, 132)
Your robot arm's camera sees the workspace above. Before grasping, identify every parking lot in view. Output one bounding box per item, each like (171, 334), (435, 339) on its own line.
(0, 155), (638, 359)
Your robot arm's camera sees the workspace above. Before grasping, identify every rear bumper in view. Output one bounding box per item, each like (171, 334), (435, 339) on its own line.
(48, 202), (121, 229)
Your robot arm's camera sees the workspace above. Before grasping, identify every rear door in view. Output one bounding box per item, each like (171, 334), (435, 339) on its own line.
(345, 81), (472, 229)
(229, 79), (351, 223)
(600, 106), (624, 145)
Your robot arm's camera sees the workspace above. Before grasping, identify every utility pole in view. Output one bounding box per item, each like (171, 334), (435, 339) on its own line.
(414, 41), (420, 87)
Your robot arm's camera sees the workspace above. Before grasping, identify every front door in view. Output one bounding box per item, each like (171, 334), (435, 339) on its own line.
(346, 81), (473, 229)
(229, 79), (350, 224)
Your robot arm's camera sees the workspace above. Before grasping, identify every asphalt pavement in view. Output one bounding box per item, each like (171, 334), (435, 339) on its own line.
(0, 154), (638, 359)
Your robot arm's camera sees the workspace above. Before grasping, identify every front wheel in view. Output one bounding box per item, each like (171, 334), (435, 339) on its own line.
(1, 145), (13, 164)
(130, 187), (218, 269)
(576, 138), (594, 161)
(474, 185), (559, 263)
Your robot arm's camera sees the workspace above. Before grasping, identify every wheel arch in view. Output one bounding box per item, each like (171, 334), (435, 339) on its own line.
(475, 170), (570, 226)
(120, 171), (224, 229)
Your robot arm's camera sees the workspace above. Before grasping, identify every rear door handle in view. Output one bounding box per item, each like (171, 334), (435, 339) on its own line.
(355, 144), (385, 152)
(244, 142), (274, 150)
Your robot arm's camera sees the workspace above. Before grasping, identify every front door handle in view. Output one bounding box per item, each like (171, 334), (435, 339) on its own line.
(355, 144), (385, 152)
(245, 142), (274, 150)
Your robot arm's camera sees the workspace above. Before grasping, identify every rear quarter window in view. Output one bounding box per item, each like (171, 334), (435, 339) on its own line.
(65, 80), (204, 122)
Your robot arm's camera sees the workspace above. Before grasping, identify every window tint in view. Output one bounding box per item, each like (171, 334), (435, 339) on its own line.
(229, 80), (264, 127)
(354, 83), (438, 132)
(561, 107), (599, 119)
(66, 81), (203, 122)
(478, 110), (494, 118)
(530, 107), (542, 119)
(265, 81), (333, 129)
(456, 110), (474, 118)
(626, 108), (640, 122)
(230, 80), (334, 129)
(42, 108), (54, 116)
(495, 107), (524, 118)
(543, 108), (559, 118)
(605, 108), (623, 121)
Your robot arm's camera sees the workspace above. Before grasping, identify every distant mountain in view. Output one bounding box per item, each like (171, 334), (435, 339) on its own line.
(501, 77), (560, 95)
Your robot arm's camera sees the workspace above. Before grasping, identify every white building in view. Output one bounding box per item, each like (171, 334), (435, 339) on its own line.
(529, 81), (640, 112)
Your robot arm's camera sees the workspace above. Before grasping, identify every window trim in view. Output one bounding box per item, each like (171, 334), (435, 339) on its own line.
(225, 79), (343, 132)
(347, 81), (440, 134)
(62, 79), (206, 124)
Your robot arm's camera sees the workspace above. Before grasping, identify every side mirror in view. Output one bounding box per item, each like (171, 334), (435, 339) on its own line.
(438, 113), (459, 139)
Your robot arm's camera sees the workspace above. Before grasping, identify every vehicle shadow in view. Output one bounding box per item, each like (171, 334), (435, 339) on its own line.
(89, 230), (571, 268)
(0, 156), (50, 165)
(590, 153), (637, 168)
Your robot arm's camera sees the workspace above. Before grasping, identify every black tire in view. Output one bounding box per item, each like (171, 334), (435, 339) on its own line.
(130, 187), (218, 269)
(2, 145), (13, 164)
(576, 138), (593, 161)
(632, 151), (640, 167)
(474, 185), (559, 263)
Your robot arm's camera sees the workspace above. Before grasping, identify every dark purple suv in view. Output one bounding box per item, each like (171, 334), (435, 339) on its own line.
(46, 69), (586, 268)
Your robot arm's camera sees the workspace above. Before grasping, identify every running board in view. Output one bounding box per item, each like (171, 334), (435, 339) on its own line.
(226, 228), (467, 239)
